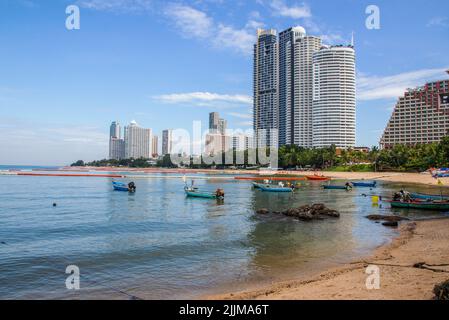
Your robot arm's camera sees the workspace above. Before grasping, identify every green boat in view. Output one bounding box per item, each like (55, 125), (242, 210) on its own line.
(184, 187), (224, 200)
(390, 201), (449, 211)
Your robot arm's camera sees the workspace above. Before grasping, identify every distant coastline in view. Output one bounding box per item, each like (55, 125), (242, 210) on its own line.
(61, 166), (449, 188)
(2, 165), (449, 188)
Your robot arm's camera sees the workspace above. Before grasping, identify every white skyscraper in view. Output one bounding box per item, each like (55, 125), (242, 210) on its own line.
(232, 133), (255, 152)
(293, 34), (322, 147)
(312, 45), (356, 148)
(162, 129), (173, 155)
(124, 121), (152, 159)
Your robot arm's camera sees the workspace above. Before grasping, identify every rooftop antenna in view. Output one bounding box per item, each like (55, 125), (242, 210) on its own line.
(351, 32), (354, 47)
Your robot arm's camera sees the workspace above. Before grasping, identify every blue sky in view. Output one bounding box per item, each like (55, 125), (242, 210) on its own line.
(0, 0), (448, 165)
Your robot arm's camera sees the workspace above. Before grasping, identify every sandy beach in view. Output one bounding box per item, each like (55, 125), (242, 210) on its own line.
(60, 167), (449, 187)
(205, 219), (449, 300)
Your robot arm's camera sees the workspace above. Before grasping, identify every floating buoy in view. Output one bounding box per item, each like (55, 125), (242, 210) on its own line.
(53, 203), (57, 207)
(371, 196), (379, 204)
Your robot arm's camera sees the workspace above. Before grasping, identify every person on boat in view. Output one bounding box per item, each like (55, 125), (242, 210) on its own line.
(345, 182), (353, 190)
(215, 189), (225, 198)
(278, 182), (284, 188)
(128, 182), (136, 192)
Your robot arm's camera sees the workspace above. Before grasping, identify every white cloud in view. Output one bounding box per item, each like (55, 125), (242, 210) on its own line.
(357, 67), (449, 101)
(427, 17), (449, 28)
(270, 0), (311, 19)
(214, 24), (255, 55)
(163, 3), (213, 39)
(227, 112), (252, 119)
(153, 92), (252, 107)
(164, 4), (259, 55)
(78, 0), (152, 13)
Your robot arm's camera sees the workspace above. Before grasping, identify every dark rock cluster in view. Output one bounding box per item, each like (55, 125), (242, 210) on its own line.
(365, 215), (410, 228)
(434, 280), (449, 300)
(257, 204), (340, 221)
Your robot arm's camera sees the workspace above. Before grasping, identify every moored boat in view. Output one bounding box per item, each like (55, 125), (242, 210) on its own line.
(184, 187), (224, 199)
(410, 192), (449, 201)
(252, 182), (263, 189)
(352, 181), (377, 188)
(112, 181), (136, 192)
(322, 185), (352, 191)
(258, 184), (294, 193)
(389, 200), (449, 211)
(305, 175), (329, 181)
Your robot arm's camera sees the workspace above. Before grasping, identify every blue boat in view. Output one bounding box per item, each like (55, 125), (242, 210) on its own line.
(112, 181), (136, 192)
(252, 182), (263, 189)
(410, 192), (449, 201)
(352, 181), (377, 188)
(323, 185), (352, 191)
(258, 184), (294, 193)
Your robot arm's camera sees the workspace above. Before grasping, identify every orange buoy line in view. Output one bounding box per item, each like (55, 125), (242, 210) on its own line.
(16, 173), (125, 178)
(234, 176), (307, 181)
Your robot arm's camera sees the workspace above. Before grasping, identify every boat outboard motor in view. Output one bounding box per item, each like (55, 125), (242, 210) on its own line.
(128, 182), (136, 192)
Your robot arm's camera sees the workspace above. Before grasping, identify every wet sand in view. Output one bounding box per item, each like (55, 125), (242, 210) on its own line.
(205, 219), (449, 300)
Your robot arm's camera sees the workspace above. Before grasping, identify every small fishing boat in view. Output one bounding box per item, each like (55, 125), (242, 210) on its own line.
(258, 184), (294, 193)
(252, 182), (263, 189)
(112, 181), (136, 192)
(389, 200), (449, 211)
(410, 192), (449, 201)
(322, 185), (352, 191)
(305, 175), (329, 181)
(352, 181), (377, 188)
(184, 187), (224, 200)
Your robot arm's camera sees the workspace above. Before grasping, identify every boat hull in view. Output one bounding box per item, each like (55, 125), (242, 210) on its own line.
(306, 176), (329, 181)
(323, 185), (351, 190)
(258, 185), (293, 193)
(390, 201), (449, 211)
(410, 192), (449, 200)
(185, 190), (222, 199)
(113, 186), (130, 192)
(352, 182), (376, 188)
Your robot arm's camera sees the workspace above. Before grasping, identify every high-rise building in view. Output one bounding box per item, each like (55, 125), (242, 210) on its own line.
(253, 27), (356, 150)
(209, 112), (227, 135)
(312, 45), (356, 148)
(109, 138), (125, 160)
(124, 121), (152, 159)
(278, 27), (322, 147)
(205, 133), (231, 156)
(293, 34), (322, 147)
(110, 121), (121, 139)
(109, 121), (125, 160)
(253, 29), (279, 148)
(232, 133), (255, 152)
(162, 129), (173, 155)
(152, 135), (159, 158)
(380, 76), (449, 149)
(218, 118), (227, 135)
(209, 112), (220, 132)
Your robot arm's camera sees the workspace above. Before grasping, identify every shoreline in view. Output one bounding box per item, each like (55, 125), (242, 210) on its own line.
(8, 166), (447, 187)
(203, 218), (449, 300)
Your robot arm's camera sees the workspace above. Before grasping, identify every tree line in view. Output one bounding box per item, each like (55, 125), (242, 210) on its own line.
(71, 136), (449, 172)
